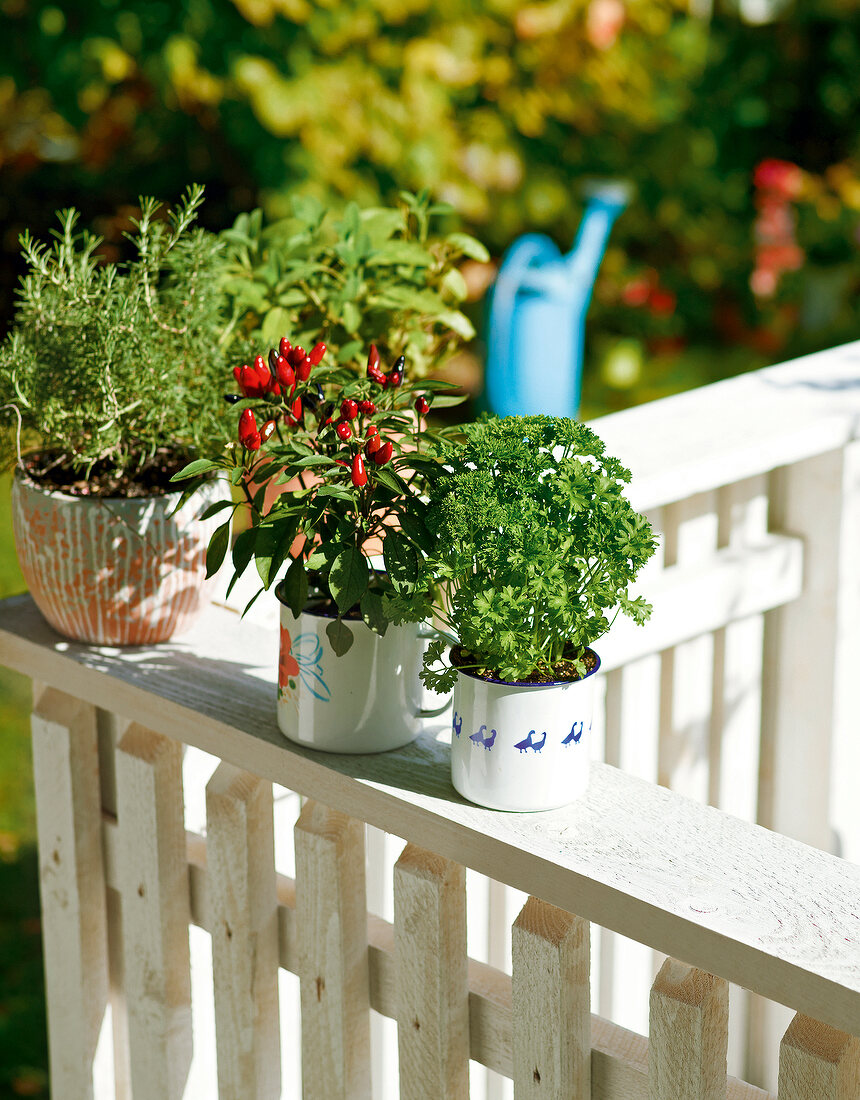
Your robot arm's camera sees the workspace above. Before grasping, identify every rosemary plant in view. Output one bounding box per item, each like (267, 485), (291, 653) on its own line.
(0, 185), (236, 493)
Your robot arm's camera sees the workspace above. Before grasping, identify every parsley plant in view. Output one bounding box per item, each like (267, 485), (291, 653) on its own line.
(417, 416), (658, 691)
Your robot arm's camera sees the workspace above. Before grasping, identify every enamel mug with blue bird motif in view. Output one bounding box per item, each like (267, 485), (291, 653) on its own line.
(450, 653), (600, 811)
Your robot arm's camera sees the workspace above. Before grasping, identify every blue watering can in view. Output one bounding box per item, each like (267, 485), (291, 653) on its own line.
(485, 181), (630, 418)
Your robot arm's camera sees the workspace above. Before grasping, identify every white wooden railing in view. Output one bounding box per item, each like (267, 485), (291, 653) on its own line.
(0, 340), (858, 1100)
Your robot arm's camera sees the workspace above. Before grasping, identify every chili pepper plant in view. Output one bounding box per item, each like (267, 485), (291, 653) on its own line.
(174, 339), (464, 655)
(413, 415), (658, 692)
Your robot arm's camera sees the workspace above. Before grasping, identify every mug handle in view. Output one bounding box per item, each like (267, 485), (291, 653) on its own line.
(417, 624), (453, 718)
(419, 697), (452, 719)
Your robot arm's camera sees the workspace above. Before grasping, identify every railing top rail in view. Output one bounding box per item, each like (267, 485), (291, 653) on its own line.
(590, 339), (860, 510)
(2, 594), (858, 1034)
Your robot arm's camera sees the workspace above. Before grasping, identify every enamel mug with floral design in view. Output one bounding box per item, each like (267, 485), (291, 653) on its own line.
(276, 597), (448, 753)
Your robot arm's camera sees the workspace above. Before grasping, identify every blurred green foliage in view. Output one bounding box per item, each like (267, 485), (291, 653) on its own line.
(221, 190), (487, 375)
(1, 0), (859, 391)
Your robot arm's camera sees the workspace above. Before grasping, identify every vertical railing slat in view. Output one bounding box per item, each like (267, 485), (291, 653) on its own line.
(207, 763), (281, 1100)
(659, 491), (719, 804)
(115, 724), (192, 1100)
(649, 958), (728, 1100)
(511, 896), (590, 1100)
(394, 844), (469, 1100)
(778, 1014), (860, 1100)
(711, 476), (767, 1083)
(97, 709), (132, 1100)
(295, 800), (372, 1100)
(31, 685), (109, 1100)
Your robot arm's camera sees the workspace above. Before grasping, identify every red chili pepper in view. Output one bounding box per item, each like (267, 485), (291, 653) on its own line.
(341, 399), (359, 420)
(365, 435), (382, 457)
(335, 420), (353, 441)
(235, 364), (267, 399)
(238, 409), (261, 450)
(260, 419), (277, 443)
(351, 453), (367, 487)
(275, 356), (295, 389)
(309, 342), (326, 365)
(287, 345), (306, 367)
(366, 424), (379, 437)
(359, 399), (376, 415)
(253, 354), (274, 391)
(279, 337), (292, 358)
(296, 356), (313, 382)
(387, 370), (402, 388)
(415, 395), (430, 415)
(291, 396), (303, 421)
(373, 441), (393, 465)
(367, 344), (380, 376)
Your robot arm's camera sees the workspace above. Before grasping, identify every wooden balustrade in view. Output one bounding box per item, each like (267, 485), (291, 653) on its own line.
(3, 600), (859, 1099)
(2, 341), (860, 1098)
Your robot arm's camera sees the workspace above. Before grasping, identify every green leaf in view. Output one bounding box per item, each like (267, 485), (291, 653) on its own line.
(341, 300), (360, 332)
(254, 517), (300, 588)
(280, 557), (309, 618)
(291, 194), (324, 227)
(337, 340), (363, 363)
(315, 484), (356, 503)
(399, 511), (434, 552)
(171, 458), (218, 482)
(242, 586), (265, 617)
(372, 466), (409, 494)
(199, 499), (235, 521)
(231, 526), (257, 576)
(329, 546), (370, 615)
(326, 617), (355, 656)
(446, 232), (490, 262)
(383, 530), (419, 588)
(365, 241), (433, 267)
(261, 306), (292, 347)
(441, 267), (468, 301)
(360, 588), (388, 635)
(206, 520), (231, 579)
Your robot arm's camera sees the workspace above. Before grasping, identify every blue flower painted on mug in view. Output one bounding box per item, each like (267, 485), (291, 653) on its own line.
(279, 627), (331, 704)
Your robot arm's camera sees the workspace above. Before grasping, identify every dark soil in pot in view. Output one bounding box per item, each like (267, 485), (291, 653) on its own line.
(451, 644), (600, 685)
(21, 446), (194, 499)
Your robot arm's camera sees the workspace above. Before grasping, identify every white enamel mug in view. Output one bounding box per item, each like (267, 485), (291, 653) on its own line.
(276, 600), (449, 754)
(450, 653), (600, 811)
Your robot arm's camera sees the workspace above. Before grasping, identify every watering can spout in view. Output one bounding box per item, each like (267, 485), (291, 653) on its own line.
(485, 179), (631, 420)
(566, 180), (633, 287)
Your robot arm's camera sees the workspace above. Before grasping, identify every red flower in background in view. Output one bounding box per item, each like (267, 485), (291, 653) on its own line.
(753, 159), (804, 200)
(750, 159), (806, 298)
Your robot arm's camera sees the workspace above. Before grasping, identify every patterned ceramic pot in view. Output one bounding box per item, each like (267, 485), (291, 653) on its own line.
(12, 467), (219, 645)
(276, 597), (449, 753)
(450, 652), (600, 811)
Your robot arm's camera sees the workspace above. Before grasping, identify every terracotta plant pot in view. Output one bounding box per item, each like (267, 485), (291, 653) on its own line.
(12, 467), (219, 645)
(450, 651), (601, 811)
